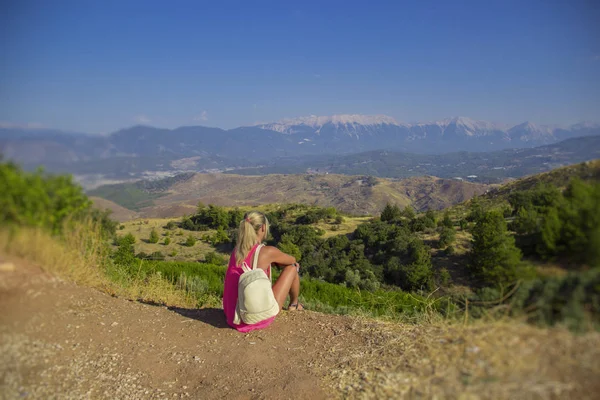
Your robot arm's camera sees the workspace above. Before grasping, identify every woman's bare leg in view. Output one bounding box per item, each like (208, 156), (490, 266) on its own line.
(272, 265), (299, 309)
(287, 272), (303, 310)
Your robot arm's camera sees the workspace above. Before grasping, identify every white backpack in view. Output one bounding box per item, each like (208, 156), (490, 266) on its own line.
(233, 244), (280, 325)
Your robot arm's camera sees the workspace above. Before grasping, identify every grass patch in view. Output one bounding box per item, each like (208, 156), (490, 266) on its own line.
(0, 224), (196, 308)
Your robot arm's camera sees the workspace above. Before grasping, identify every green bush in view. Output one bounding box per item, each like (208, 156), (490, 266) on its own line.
(184, 235), (196, 247)
(165, 221), (177, 230)
(204, 251), (226, 266)
(148, 228), (159, 243)
(163, 237), (171, 245)
(438, 227), (456, 249)
(0, 161), (100, 234)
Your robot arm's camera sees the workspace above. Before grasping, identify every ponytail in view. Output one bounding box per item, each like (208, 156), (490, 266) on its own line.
(235, 211), (269, 265)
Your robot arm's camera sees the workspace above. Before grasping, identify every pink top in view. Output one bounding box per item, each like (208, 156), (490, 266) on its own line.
(223, 243), (276, 332)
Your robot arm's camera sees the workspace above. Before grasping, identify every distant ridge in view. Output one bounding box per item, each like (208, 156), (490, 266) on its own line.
(1, 115), (599, 179)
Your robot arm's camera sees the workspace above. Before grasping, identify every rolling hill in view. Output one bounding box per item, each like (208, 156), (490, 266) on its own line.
(89, 173), (490, 218)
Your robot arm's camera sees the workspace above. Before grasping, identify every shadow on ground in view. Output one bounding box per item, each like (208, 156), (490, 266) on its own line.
(168, 307), (230, 329)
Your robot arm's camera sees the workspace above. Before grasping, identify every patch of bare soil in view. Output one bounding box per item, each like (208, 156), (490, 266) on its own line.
(1, 260), (599, 399)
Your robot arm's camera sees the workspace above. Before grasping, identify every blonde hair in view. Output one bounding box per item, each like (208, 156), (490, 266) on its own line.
(235, 211), (269, 265)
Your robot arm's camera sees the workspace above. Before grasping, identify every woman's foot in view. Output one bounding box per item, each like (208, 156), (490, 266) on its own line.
(287, 303), (305, 311)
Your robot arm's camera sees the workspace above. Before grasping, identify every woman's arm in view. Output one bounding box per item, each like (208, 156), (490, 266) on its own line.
(260, 245), (296, 268)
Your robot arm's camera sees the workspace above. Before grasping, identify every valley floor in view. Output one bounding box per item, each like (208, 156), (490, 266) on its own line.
(1, 259), (599, 400)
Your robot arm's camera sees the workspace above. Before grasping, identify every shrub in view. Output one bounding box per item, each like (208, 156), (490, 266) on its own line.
(165, 221), (177, 230)
(204, 251), (226, 266)
(0, 161), (96, 234)
(438, 227), (456, 249)
(437, 268), (452, 286)
(119, 225), (125, 230)
(441, 212), (453, 228)
(184, 235), (196, 247)
(163, 237), (171, 245)
(148, 228), (159, 243)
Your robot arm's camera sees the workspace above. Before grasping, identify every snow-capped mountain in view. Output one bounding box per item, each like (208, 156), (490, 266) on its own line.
(254, 114), (600, 152)
(507, 122), (554, 143)
(256, 114), (405, 143)
(1, 115), (599, 173)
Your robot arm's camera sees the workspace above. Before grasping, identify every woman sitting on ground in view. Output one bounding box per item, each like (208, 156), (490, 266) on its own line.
(223, 211), (304, 332)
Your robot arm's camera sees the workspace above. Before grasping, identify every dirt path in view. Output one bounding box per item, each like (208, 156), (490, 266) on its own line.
(2, 259), (600, 399)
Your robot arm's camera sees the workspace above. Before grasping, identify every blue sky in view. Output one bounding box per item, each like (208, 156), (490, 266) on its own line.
(1, 0), (599, 133)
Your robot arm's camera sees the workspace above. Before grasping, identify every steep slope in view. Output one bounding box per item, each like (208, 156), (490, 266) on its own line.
(482, 159), (600, 202)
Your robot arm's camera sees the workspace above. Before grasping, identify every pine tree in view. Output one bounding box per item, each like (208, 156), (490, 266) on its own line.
(469, 211), (523, 286)
(381, 203), (401, 222)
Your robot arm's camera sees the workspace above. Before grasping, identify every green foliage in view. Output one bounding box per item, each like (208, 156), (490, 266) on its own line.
(441, 212), (453, 228)
(438, 227), (456, 249)
(165, 220), (177, 230)
(163, 237), (171, 245)
(0, 161), (93, 234)
(469, 211), (524, 286)
(184, 235), (196, 247)
(437, 268), (452, 286)
(380, 203), (401, 222)
(510, 179), (600, 267)
(204, 251), (226, 266)
(148, 228), (159, 243)
(401, 205), (416, 220)
(466, 269), (600, 331)
(278, 240), (301, 262)
(410, 214), (436, 232)
(183, 204), (238, 231)
(467, 197), (485, 222)
(295, 207), (337, 224)
(117, 233), (136, 246)
(112, 234), (137, 265)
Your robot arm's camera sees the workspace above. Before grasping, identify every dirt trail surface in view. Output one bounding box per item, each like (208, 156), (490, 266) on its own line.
(2, 259), (600, 400)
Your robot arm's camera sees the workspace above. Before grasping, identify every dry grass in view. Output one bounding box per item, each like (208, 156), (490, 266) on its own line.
(316, 216), (372, 239)
(118, 218), (220, 262)
(324, 317), (600, 399)
(0, 223), (195, 308)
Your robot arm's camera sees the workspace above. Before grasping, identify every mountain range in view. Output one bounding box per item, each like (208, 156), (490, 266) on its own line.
(1, 114), (599, 180)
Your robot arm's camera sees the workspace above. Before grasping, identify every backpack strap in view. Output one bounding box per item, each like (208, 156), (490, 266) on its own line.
(251, 244), (272, 283)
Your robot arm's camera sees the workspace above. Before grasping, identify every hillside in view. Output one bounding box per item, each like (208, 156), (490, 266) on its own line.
(2, 259), (599, 399)
(89, 173), (490, 218)
(90, 196), (139, 222)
